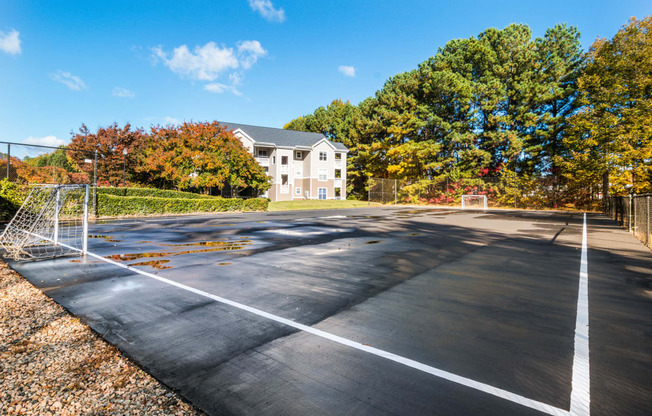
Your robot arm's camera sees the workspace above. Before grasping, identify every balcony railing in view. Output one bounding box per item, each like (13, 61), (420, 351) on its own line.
(280, 185), (289, 194)
(334, 179), (342, 188)
(255, 156), (269, 166)
(280, 165), (289, 174)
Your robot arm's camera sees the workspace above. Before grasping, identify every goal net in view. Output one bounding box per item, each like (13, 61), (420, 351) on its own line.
(461, 194), (488, 210)
(0, 185), (89, 261)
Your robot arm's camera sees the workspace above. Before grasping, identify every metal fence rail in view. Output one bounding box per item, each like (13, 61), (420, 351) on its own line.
(605, 194), (651, 249)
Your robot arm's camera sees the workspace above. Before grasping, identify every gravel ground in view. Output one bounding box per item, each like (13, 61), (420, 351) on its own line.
(0, 260), (205, 416)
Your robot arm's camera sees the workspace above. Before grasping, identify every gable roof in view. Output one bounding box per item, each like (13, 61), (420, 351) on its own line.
(220, 121), (348, 151)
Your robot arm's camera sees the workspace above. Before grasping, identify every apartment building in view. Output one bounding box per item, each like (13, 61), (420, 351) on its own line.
(223, 122), (349, 202)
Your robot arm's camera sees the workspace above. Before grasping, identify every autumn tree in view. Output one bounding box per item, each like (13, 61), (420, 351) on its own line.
(68, 123), (147, 186)
(566, 16), (652, 197)
(138, 121), (270, 193)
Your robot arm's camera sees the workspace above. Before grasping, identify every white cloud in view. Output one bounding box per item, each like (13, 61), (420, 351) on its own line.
(338, 65), (356, 77)
(152, 42), (239, 81)
(50, 71), (86, 90)
(0, 29), (21, 55)
(112, 87), (135, 98)
(205, 83), (242, 96)
(237, 40), (267, 69)
(23, 135), (66, 147)
(152, 40), (266, 95)
(248, 0), (285, 22)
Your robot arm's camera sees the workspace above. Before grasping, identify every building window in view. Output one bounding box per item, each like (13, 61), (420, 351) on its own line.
(319, 151), (327, 161)
(318, 168), (327, 181)
(295, 187), (301, 195)
(264, 167), (269, 173)
(295, 151), (302, 159)
(272, 156), (276, 164)
(335, 169), (341, 179)
(318, 188), (327, 200)
(295, 167), (302, 176)
(257, 149), (268, 157)
(335, 188), (341, 198)
(281, 156), (288, 165)
(335, 153), (342, 160)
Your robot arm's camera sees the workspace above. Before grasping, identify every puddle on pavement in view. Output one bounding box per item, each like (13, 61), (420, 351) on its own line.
(189, 223), (236, 228)
(162, 240), (252, 248)
(108, 241), (252, 262)
(89, 235), (122, 242)
(69, 259), (104, 264)
(365, 240), (382, 245)
(128, 260), (173, 270)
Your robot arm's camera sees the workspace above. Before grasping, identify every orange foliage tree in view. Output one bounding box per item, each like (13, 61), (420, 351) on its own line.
(68, 123), (146, 186)
(137, 121), (270, 193)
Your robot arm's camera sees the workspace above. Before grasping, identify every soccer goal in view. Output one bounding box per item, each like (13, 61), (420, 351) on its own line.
(461, 194), (488, 210)
(0, 184), (89, 261)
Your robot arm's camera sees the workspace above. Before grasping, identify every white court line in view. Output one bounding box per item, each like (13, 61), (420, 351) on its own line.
(570, 214), (591, 415)
(71, 249), (569, 416)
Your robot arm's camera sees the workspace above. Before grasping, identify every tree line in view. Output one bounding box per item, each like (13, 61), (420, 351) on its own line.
(15, 121), (270, 195)
(285, 17), (652, 203)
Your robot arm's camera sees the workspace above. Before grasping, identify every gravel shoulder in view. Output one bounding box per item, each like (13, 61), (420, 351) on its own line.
(0, 260), (205, 416)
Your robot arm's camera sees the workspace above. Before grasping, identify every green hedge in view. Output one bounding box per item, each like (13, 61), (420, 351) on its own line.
(0, 180), (26, 221)
(97, 194), (268, 216)
(97, 187), (215, 199)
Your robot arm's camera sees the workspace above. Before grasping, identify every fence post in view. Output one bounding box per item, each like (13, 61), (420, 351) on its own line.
(628, 195), (633, 232)
(418, 180), (421, 204)
(446, 177), (449, 205)
(394, 179), (397, 205)
(93, 150), (98, 217)
(6, 143), (10, 180)
(645, 195), (652, 247)
(367, 177), (370, 206)
(82, 184), (89, 255)
(381, 179), (384, 204)
(514, 177), (518, 209)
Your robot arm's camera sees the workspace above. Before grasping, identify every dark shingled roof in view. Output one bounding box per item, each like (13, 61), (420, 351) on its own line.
(220, 121), (348, 151)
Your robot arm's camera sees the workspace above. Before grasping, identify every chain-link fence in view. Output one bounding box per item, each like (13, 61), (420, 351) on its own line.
(605, 194), (651, 249)
(368, 177), (602, 210)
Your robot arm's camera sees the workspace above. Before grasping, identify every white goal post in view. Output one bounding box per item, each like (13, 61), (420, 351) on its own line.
(0, 184), (89, 261)
(461, 194), (488, 210)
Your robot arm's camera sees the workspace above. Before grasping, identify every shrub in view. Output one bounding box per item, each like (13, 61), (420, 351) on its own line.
(0, 180), (26, 221)
(97, 194), (268, 216)
(97, 187), (215, 199)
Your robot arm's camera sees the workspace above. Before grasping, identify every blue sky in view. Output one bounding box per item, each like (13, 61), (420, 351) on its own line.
(1, 0), (650, 152)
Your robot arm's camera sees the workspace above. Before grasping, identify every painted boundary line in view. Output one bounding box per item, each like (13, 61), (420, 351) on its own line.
(570, 213), (591, 415)
(18, 214), (593, 416)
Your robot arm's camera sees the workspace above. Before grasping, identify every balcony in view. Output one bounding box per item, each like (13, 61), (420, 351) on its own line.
(334, 179), (342, 188)
(255, 156), (269, 167)
(280, 185), (289, 194)
(280, 165), (289, 174)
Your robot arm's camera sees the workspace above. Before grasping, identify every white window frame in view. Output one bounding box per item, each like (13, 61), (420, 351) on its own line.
(334, 169), (341, 179)
(335, 152), (342, 160)
(295, 186), (301, 195)
(295, 151), (302, 159)
(272, 156), (276, 164)
(319, 151), (327, 161)
(318, 187), (327, 200)
(318, 168), (327, 181)
(257, 149), (268, 157)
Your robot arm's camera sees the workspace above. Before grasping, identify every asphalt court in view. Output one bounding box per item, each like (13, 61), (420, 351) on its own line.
(7, 207), (652, 415)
